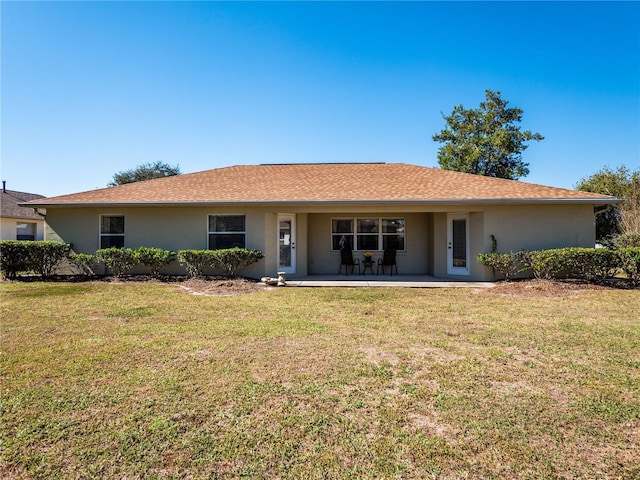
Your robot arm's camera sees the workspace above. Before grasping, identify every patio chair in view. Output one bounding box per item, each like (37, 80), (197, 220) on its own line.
(377, 249), (398, 276)
(339, 248), (360, 275)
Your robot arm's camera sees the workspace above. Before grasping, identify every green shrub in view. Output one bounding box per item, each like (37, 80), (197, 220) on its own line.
(95, 248), (138, 277)
(519, 249), (566, 280)
(0, 240), (30, 279)
(477, 251), (521, 281)
(134, 247), (175, 277)
(0, 240), (71, 279)
(177, 250), (217, 278)
(69, 253), (99, 276)
(209, 247), (265, 277)
(562, 248), (619, 284)
(618, 247), (640, 287)
(27, 242), (72, 278)
(177, 248), (264, 278)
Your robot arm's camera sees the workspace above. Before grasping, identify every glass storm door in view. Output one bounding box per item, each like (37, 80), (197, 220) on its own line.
(447, 214), (470, 275)
(278, 214), (296, 274)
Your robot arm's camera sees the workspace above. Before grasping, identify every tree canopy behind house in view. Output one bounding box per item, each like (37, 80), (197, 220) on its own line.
(432, 89), (544, 180)
(575, 165), (640, 242)
(108, 161), (181, 186)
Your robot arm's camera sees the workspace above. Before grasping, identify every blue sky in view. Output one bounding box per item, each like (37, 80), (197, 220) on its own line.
(2, 1), (639, 197)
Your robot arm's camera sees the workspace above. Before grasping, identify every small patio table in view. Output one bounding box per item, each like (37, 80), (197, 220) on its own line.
(361, 259), (375, 275)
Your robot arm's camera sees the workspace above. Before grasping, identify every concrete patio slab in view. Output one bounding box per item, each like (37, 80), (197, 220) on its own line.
(282, 275), (495, 288)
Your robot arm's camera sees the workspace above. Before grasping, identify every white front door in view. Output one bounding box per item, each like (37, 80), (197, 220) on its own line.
(447, 213), (470, 275)
(278, 214), (296, 274)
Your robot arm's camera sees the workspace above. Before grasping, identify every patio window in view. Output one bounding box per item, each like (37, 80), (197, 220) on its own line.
(100, 215), (125, 248)
(208, 215), (246, 249)
(382, 218), (405, 250)
(357, 218), (378, 250)
(332, 217), (405, 251)
(332, 219), (354, 250)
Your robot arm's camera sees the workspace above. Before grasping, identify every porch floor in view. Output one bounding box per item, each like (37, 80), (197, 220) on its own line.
(283, 274), (494, 288)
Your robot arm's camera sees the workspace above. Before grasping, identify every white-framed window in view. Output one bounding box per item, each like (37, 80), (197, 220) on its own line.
(332, 219), (354, 250)
(208, 215), (246, 249)
(331, 217), (405, 251)
(100, 215), (125, 248)
(16, 222), (36, 241)
(382, 218), (405, 250)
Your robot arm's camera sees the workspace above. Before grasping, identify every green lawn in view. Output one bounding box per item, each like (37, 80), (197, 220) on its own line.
(1, 282), (639, 479)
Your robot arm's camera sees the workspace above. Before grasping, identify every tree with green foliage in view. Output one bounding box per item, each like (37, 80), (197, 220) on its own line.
(433, 89), (544, 180)
(108, 161), (181, 186)
(575, 165), (640, 242)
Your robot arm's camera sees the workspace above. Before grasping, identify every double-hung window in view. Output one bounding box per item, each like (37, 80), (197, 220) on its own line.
(356, 218), (378, 250)
(332, 217), (405, 251)
(382, 218), (405, 250)
(331, 219), (354, 250)
(208, 215), (246, 249)
(100, 215), (125, 248)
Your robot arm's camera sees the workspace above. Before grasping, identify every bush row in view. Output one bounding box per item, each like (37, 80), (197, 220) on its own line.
(0, 241), (72, 279)
(77, 247), (264, 278)
(0, 241), (264, 279)
(477, 247), (640, 286)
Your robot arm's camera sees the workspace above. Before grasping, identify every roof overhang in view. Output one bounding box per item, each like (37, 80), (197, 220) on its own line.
(21, 197), (622, 209)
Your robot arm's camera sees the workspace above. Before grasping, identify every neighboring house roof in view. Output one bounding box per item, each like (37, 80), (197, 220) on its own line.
(1, 188), (46, 219)
(24, 163), (619, 207)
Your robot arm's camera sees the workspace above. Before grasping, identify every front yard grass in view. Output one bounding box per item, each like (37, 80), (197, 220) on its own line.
(1, 282), (639, 479)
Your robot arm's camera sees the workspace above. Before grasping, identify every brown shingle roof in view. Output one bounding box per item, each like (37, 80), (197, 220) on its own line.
(24, 163), (617, 206)
(1, 189), (46, 219)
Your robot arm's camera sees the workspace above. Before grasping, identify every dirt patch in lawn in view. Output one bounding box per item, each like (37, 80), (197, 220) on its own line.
(480, 278), (616, 298)
(178, 277), (272, 296)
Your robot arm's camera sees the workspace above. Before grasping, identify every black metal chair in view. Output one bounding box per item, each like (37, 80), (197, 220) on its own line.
(339, 249), (360, 275)
(377, 249), (398, 276)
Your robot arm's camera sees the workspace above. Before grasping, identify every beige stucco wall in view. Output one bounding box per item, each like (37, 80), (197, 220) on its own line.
(45, 206), (272, 277)
(473, 204), (596, 280)
(43, 202), (597, 281)
(428, 205), (595, 281)
(482, 204), (595, 252)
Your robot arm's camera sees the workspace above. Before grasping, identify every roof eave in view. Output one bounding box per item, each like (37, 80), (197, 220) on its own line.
(21, 197), (621, 208)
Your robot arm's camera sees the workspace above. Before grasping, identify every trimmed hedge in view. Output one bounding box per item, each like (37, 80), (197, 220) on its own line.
(478, 246), (640, 287)
(177, 248), (264, 278)
(0, 240), (71, 279)
(519, 249), (566, 280)
(0, 241), (31, 279)
(562, 248), (619, 284)
(0, 245), (263, 279)
(476, 252), (521, 281)
(69, 253), (99, 276)
(28, 242), (72, 277)
(134, 247), (175, 277)
(94, 248), (138, 278)
(209, 247), (264, 277)
(177, 250), (217, 278)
